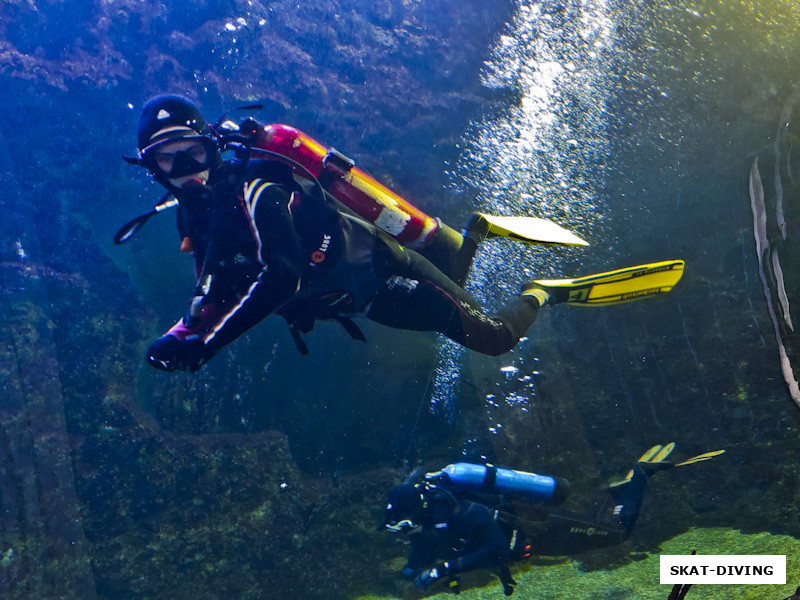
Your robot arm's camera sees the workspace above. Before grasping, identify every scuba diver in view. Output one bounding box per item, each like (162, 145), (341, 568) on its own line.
(124, 94), (685, 372)
(382, 444), (724, 596)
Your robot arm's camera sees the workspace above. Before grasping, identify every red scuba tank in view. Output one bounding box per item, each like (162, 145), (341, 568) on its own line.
(244, 121), (440, 249)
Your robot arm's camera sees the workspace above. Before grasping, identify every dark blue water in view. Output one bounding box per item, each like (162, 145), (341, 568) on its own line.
(1, 1), (800, 598)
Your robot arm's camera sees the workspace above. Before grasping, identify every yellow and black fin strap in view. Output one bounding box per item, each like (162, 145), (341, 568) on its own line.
(675, 449), (725, 467)
(532, 259), (685, 306)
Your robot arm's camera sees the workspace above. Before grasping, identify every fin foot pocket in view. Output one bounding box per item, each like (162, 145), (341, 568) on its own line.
(520, 286), (552, 307)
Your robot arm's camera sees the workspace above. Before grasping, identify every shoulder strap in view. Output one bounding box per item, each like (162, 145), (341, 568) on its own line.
(279, 305), (367, 355)
(244, 159), (300, 190)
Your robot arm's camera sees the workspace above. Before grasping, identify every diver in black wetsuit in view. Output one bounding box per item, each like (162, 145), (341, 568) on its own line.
(384, 481), (527, 595)
(128, 94), (552, 372)
(382, 444), (723, 596)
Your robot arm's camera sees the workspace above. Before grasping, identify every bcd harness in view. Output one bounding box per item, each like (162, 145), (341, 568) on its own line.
(180, 124), (373, 356)
(277, 295), (366, 356)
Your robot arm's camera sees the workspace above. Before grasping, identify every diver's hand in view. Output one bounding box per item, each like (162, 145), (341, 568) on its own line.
(146, 334), (214, 372)
(414, 563), (449, 589)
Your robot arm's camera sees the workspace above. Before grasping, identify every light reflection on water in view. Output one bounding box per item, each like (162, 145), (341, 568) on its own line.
(428, 0), (618, 430)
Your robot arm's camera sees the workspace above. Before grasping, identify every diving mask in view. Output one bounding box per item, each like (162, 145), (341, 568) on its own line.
(385, 519), (418, 534)
(140, 136), (218, 179)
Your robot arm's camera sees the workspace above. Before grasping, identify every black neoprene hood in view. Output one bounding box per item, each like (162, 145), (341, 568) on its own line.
(137, 94), (209, 150)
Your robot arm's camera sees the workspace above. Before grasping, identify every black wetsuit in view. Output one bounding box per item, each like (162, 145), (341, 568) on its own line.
(404, 492), (512, 579)
(149, 158), (541, 370)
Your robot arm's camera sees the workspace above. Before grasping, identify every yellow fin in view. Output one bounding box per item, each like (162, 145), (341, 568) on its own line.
(651, 442), (676, 463)
(675, 449), (726, 467)
(532, 260), (685, 306)
(637, 445), (663, 463)
(480, 214), (590, 246)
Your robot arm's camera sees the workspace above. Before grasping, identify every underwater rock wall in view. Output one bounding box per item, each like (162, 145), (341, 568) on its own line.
(0, 1), (515, 598)
(0, 125), (99, 598)
(0, 0), (514, 186)
(6, 1), (800, 598)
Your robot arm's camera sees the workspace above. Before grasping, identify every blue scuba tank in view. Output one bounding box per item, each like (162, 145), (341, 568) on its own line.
(425, 463), (569, 505)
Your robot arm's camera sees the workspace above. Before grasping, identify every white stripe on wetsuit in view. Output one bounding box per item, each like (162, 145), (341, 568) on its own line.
(203, 180), (300, 346)
(242, 179), (272, 266)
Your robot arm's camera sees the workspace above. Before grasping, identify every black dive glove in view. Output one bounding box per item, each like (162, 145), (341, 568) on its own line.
(414, 562), (449, 589)
(146, 335), (214, 372)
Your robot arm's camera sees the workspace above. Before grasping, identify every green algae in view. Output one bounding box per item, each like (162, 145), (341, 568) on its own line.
(355, 528), (800, 600)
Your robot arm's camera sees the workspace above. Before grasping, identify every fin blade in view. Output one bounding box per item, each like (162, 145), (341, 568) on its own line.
(637, 445), (663, 463)
(533, 259), (685, 306)
(650, 442), (676, 463)
(480, 214), (590, 246)
(675, 449), (725, 467)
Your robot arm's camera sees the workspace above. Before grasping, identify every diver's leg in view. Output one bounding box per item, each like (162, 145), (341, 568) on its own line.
(605, 466), (648, 535)
(416, 215), (490, 287)
(367, 248), (541, 356)
(525, 508), (631, 555)
(516, 470), (650, 556)
(496, 565), (517, 596)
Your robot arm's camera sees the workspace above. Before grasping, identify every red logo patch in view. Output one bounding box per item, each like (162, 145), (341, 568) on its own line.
(311, 250), (326, 263)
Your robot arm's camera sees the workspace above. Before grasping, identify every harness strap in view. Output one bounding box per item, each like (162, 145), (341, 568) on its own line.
(284, 316), (365, 355)
(482, 465), (498, 492)
(287, 324), (310, 355)
(336, 317), (366, 342)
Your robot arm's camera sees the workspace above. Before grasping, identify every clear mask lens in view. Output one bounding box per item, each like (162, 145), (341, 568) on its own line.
(142, 136), (216, 178)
